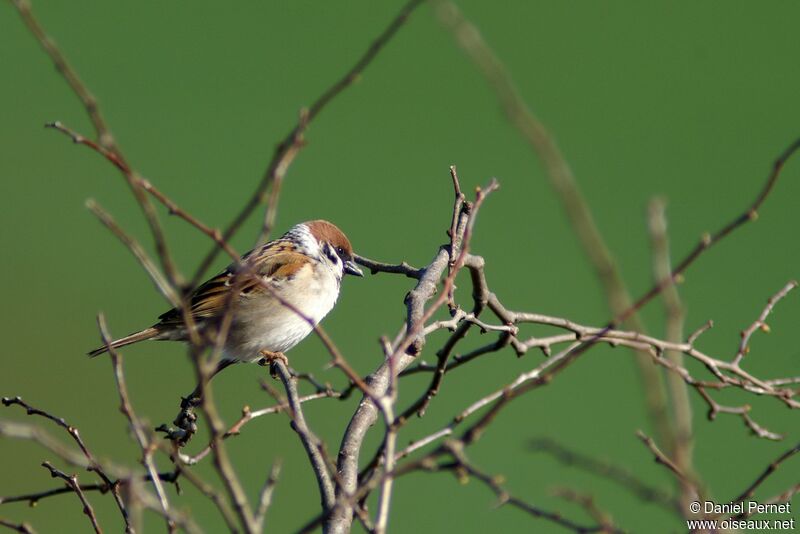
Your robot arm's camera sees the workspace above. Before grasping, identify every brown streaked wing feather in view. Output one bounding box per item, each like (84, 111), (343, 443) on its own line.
(156, 270), (233, 325)
(156, 244), (308, 326)
(256, 250), (308, 279)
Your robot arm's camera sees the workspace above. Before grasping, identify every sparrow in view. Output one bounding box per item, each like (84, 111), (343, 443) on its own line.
(88, 220), (363, 368)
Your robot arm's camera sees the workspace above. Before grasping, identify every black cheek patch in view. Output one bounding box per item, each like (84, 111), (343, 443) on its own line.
(323, 243), (339, 264)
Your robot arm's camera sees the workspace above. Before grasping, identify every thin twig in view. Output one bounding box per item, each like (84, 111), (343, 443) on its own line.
(40, 462), (103, 534)
(529, 437), (681, 514)
(395, 428), (454, 462)
(398, 440), (623, 533)
(635, 431), (700, 500)
(1, 397), (131, 530)
(47, 120), (241, 267)
(1, 484), (106, 506)
(551, 487), (618, 533)
(11, 0), (110, 145)
(98, 315), (177, 534)
(0, 519), (36, 534)
(734, 281), (799, 366)
(192, 358), (258, 533)
(254, 460), (282, 532)
(729, 441), (800, 515)
(354, 255), (422, 278)
(180, 391), (339, 466)
(86, 201), (181, 310)
(0, 421), (126, 477)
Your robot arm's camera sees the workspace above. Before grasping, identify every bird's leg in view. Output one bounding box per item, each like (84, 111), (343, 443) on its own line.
(175, 359), (238, 429)
(158, 359), (238, 446)
(258, 350), (289, 378)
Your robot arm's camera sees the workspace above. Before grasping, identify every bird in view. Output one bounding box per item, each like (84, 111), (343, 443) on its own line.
(88, 219), (363, 369)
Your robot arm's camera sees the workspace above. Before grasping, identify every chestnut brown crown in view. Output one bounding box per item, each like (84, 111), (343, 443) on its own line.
(305, 220), (362, 277)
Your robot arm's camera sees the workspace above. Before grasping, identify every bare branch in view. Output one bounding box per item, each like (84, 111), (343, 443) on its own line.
(327, 178), (498, 533)
(1, 396), (131, 530)
(254, 460), (282, 532)
(695, 387), (784, 441)
(647, 198), (696, 506)
(354, 255), (422, 278)
(271, 360), (335, 510)
(397, 440), (623, 534)
(529, 437), (681, 515)
(395, 428), (454, 462)
(86, 201), (182, 311)
(1, 484), (107, 507)
(181, 391), (340, 466)
(98, 315), (177, 533)
(0, 421), (122, 477)
(728, 441), (800, 516)
(734, 485), (799, 520)
(47, 120), (241, 268)
(733, 281), (798, 366)
(551, 487), (618, 533)
(1, 398), (93, 459)
(193, 369), (258, 533)
(10, 0), (111, 145)
(0, 519), (36, 534)
(40, 462), (102, 534)
(619, 137), (800, 327)
(687, 320), (714, 345)
(373, 398), (396, 534)
(635, 431), (700, 501)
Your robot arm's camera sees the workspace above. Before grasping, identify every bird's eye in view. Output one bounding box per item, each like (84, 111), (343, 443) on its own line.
(335, 246), (344, 255)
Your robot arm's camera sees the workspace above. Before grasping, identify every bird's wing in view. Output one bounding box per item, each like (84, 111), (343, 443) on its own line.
(156, 242), (309, 327)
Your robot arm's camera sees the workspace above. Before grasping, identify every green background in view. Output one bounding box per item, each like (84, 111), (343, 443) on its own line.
(2, 1), (798, 532)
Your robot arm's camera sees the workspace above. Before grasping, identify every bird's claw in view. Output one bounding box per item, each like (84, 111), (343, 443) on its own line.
(155, 423), (194, 445)
(156, 397), (200, 447)
(258, 350), (289, 378)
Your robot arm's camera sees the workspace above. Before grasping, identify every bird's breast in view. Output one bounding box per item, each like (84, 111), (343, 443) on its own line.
(223, 263), (340, 361)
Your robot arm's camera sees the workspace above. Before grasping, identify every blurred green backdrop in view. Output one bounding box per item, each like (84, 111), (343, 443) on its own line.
(2, 1), (798, 532)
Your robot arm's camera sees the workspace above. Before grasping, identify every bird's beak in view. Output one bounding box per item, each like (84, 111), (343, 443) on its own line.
(344, 260), (364, 277)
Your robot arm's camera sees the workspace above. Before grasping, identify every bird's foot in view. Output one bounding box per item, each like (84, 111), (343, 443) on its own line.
(258, 350), (289, 378)
(258, 350), (288, 367)
(156, 395), (200, 447)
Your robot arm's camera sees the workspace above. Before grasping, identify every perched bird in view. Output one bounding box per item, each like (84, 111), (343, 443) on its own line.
(88, 220), (363, 368)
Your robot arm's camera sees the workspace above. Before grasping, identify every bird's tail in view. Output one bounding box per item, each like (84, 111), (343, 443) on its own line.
(87, 327), (160, 357)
